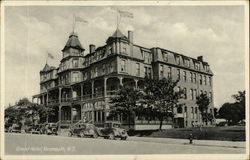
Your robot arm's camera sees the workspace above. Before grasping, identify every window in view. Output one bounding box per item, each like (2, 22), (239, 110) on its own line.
(194, 89), (197, 100)
(191, 107), (194, 119)
(193, 73), (197, 83)
(195, 107), (198, 119)
(177, 69), (180, 80)
(168, 67), (172, 78)
(72, 59), (79, 68)
(148, 67), (152, 78)
(190, 89), (193, 100)
(94, 67), (98, 77)
(176, 56), (180, 64)
(160, 65), (164, 78)
(204, 76), (207, 85)
(209, 92), (212, 102)
(199, 75), (202, 85)
(195, 62), (200, 70)
(163, 52), (168, 62)
(102, 64), (106, 74)
(136, 63), (140, 76)
(183, 88), (187, 99)
(72, 72), (79, 83)
(186, 60), (190, 68)
(177, 107), (182, 113)
(190, 72), (193, 83)
(122, 46), (126, 54)
(183, 71), (187, 81)
(184, 107), (187, 118)
(121, 60), (126, 72)
(209, 77), (212, 86)
(144, 67), (148, 78)
(110, 61), (114, 73)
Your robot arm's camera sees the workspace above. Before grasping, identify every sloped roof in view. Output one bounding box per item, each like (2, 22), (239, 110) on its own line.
(42, 63), (50, 71)
(62, 32), (84, 52)
(106, 28), (128, 43)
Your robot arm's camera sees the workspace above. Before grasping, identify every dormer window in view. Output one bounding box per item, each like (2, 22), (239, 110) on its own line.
(175, 56), (180, 65)
(194, 62), (200, 70)
(162, 51), (168, 62)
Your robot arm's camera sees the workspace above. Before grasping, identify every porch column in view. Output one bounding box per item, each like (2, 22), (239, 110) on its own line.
(135, 79), (138, 89)
(96, 110), (99, 123)
(42, 95), (45, 105)
(92, 102), (95, 124)
(58, 87), (62, 131)
(100, 110), (103, 122)
(119, 77), (123, 87)
(32, 97), (34, 103)
(91, 81), (94, 98)
(71, 105), (73, 125)
(80, 84), (83, 101)
(46, 90), (49, 123)
(104, 77), (107, 97)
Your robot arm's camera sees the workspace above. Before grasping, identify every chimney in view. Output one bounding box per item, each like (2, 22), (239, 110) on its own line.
(197, 56), (203, 62)
(128, 31), (133, 44)
(89, 44), (96, 54)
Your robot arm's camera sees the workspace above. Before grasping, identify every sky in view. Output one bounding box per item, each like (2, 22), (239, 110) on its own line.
(4, 5), (246, 108)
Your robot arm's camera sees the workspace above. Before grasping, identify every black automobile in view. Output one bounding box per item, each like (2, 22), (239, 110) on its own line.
(68, 121), (98, 138)
(44, 123), (58, 135)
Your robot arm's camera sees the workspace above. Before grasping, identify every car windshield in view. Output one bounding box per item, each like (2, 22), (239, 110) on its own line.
(113, 123), (120, 128)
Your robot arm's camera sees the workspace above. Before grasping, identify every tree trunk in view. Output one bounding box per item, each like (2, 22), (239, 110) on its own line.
(159, 116), (163, 130)
(128, 111), (130, 128)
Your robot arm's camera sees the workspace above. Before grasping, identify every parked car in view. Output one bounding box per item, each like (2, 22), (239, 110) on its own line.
(96, 121), (128, 140)
(31, 124), (46, 134)
(9, 123), (22, 133)
(5, 122), (12, 132)
(44, 123), (58, 135)
(68, 121), (98, 138)
(22, 124), (33, 133)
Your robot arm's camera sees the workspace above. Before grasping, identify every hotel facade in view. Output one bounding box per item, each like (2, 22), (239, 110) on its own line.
(33, 28), (215, 130)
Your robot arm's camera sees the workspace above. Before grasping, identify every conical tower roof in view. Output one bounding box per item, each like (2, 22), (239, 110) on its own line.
(62, 32), (84, 52)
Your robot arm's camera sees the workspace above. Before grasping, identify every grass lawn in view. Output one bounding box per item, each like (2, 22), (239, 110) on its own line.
(130, 126), (245, 141)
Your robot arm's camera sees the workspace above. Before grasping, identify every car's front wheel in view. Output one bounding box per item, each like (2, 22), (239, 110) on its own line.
(68, 131), (73, 137)
(109, 133), (115, 140)
(80, 131), (85, 138)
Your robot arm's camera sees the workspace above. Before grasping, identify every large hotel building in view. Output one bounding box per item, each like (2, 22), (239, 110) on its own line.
(33, 28), (214, 130)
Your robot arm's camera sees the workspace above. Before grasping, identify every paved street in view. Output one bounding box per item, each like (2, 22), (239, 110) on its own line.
(5, 133), (245, 155)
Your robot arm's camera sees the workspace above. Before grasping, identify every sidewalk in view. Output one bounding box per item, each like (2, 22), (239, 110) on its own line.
(128, 136), (246, 148)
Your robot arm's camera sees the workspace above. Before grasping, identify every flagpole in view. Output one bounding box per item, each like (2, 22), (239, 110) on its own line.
(116, 9), (119, 29)
(73, 14), (76, 33)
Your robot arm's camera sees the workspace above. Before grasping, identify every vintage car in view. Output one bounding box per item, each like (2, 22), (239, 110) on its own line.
(22, 124), (33, 133)
(31, 124), (46, 134)
(97, 121), (128, 140)
(44, 123), (58, 135)
(68, 121), (98, 138)
(8, 123), (22, 133)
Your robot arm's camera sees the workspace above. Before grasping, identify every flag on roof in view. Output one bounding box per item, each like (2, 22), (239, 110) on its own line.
(118, 10), (133, 18)
(75, 16), (88, 23)
(47, 52), (54, 59)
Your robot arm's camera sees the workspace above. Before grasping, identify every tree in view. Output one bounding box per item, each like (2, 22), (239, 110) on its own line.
(196, 93), (212, 125)
(218, 90), (245, 125)
(109, 85), (142, 128)
(143, 77), (182, 130)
